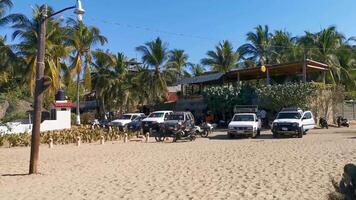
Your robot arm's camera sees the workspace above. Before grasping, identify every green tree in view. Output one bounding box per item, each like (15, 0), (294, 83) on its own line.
(11, 5), (69, 97)
(136, 37), (168, 103)
(190, 64), (205, 76)
(270, 30), (301, 64)
(298, 26), (351, 84)
(66, 20), (107, 124)
(239, 25), (272, 65)
(201, 40), (240, 73)
(166, 49), (190, 83)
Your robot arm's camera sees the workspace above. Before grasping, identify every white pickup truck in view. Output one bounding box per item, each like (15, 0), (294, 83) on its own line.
(228, 113), (262, 138)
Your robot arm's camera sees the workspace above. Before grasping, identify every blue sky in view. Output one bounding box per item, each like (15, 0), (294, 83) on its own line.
(2, 0), (356, 64)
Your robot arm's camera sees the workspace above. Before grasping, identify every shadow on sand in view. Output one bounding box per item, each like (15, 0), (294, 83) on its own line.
(1, 173), (29, 177)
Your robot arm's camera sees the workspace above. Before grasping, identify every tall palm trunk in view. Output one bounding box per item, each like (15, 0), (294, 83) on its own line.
(76, 72), (81, 125)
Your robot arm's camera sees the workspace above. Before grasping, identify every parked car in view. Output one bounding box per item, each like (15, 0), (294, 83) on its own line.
(156, 112), (196, 142)
(227, 113), (261, 138)
(271, 107), (315, 138)
(161, 112), (195, 135)
(127, 116), (146, 132)
(111, 113), (145, 130)
(141, 111), (173, 133)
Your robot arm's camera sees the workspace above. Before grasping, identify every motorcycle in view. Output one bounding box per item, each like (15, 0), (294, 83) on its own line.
(195, 122), (213, 138)
(319, 117), (328, 129)
(337, 116), (350, 128)
(155, 122), (196, 142)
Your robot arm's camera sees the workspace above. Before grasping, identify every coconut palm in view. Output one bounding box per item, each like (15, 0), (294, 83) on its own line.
(136, 37), (168, 103)
(298, 26), (350, 84)
(201, 40), (240, 73)
(166, 49), (190, 81)
(66, 20), (107, 124)
(238, 25), (272, 65)
(11, 5), (68, 97)
(270, 30), (301, 64)
(190, 64), (205, 76)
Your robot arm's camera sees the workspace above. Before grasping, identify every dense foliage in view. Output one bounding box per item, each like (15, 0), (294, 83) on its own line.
(256, 83), (318, 112)
(202, 84), (242, 115)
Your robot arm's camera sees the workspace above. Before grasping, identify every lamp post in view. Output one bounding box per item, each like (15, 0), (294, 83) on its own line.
(29, 0), (85, 175)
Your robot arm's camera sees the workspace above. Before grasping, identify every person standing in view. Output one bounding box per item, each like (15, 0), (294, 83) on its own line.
(260, 109), (267, 128)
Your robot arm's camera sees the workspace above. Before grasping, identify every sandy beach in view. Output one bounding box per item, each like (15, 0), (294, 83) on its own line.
(1, 128), (356, 200)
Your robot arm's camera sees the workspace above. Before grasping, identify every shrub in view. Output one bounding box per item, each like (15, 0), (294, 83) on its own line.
(256, 83), (318, 113)
(81, 112), (96, 125)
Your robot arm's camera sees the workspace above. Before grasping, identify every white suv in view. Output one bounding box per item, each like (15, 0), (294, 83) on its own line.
(272, 108), (315, 138)
(111, 113), (145, 129)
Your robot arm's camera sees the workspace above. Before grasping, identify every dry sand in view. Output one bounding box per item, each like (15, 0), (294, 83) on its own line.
(1, 128), (356, 200)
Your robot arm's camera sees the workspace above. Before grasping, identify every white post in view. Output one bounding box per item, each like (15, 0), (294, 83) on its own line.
(145, 132), (149, 143)
(100, 136), (105, 145)
(124, 133), (128, 143)
(49, 138), (53, 149)
(77, 136), (81, 147)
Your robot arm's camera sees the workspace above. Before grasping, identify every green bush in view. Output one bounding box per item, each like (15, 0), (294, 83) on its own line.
(256, 83), (318, 112)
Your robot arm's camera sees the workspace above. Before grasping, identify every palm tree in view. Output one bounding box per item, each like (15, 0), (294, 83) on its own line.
(190, 64), (205, 76)
(136, 37), (168, 103)
(0, 0), (26, 27)
(201, 40), (240, 73)
(298, 26), (349, 84)
(166, 49), (190, 83)
(66, 20), (107, 125)
(270, 30), (301, 64)
(238, 25), (272, 65)
(11, 5), (68, 97)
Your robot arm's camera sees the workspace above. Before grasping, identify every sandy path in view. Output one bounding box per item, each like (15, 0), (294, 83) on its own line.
(0, 128), (356, 200)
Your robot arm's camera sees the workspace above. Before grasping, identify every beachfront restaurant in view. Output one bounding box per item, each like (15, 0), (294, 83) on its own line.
(173, 59), (329, 122)
(178, 59), (329, 98)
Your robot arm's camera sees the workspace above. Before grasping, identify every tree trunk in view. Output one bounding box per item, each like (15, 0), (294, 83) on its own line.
(76, 73), (81, 125)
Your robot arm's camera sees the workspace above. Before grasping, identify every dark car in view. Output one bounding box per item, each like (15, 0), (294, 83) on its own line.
(127, 116), (146, 132)
(161, 112), (195, 134)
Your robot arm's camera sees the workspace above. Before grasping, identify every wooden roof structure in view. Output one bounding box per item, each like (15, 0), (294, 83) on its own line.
(179, 59), (329, 85)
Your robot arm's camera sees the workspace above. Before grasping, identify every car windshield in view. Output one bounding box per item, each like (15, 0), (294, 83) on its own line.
(277, 112), (301, 119)
(133, 116), (145, 121)
(168, 114), (184, 121)
(148, 112), (164, 118)
(232, 115), (254, 121)
(119, 115), (132, 120)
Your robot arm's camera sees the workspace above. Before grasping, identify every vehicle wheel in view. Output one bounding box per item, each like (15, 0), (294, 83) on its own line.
(257, 129), (261, 136)
(154, 129), (165, 142)
(298, 127), (303, 138)
(303, 130), (308, 135)
(227, 133), (235, 139)
(272, 132), (278, 138)
(201, 130), (209, 138)
(189, 135), (196, 141)
(346, 124), (350, 128)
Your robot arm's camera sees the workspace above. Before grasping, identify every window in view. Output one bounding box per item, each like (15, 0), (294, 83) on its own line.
(304, 112), (312, 119)
(61, 108), (67, 111)
(50, 109), (57, 120)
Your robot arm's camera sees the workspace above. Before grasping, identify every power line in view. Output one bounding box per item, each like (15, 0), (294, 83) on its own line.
(82, 16), (356, 52)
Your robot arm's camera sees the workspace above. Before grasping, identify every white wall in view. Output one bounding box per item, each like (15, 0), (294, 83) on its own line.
(40, 109), (71, 132)
(2, 107), (72, 134)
